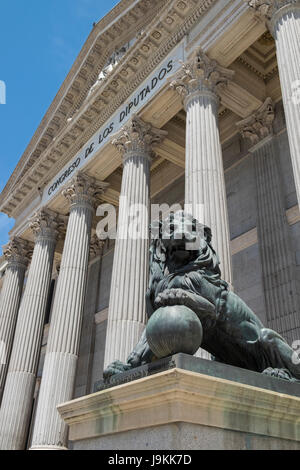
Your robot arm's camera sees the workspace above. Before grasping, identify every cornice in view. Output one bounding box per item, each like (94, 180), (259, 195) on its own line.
(237, 55), (278, 79)
(1, 0), (218, 220)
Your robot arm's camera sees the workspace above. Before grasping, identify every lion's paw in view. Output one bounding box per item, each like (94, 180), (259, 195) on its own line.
(103, 360), (132, 382)
(262, 367), (296, 381)
(155, 288), (189, 308)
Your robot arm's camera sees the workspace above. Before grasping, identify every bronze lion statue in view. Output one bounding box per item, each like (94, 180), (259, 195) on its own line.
(104, 211), (300, 382)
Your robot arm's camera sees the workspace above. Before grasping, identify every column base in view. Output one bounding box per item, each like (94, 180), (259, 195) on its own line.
(30, 445), (68, 451)
(58, 354), (300, 450)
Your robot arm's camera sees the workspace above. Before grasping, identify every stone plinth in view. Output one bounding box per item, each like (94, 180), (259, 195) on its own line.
(58, 355), (300, 450)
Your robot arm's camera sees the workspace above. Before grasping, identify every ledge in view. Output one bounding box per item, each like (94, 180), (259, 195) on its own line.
(58, 357), (300, 443)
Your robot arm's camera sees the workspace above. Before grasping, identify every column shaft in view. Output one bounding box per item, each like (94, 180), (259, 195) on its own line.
(104, 154), (150, 367)
(103, 116), (166, 368)
(0, 212), (58, 450)
(253, 136), (300, 343)
(249, 1), (300, 206)
(0, 240), (29, 400)
(171, 49), (234, 359)
(30, 174), (106, 450)
(171, 48), (234, 287)
(273, 6), (300, 206)
(185, 92), (233, 286)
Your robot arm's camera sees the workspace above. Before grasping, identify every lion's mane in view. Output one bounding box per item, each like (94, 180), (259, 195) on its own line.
(146, 212), (228, 317)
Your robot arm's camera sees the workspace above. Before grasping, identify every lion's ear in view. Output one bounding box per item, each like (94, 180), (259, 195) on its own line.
(204, 226), (212, 244)
(149, 237), (167, 276)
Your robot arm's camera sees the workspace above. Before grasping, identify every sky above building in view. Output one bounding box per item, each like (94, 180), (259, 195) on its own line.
(0, 0), (120, 254)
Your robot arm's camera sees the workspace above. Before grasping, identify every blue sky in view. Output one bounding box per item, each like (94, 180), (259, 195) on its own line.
(0, 0), (120, 253)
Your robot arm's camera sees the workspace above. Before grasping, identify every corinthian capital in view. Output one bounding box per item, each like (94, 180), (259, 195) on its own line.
(63, 173), (109, 209)
(112, 115), (167, 160)
(249, 0), (299, 23)
(237, 97), (275, 145)
(89, 234), (104, 260)
(3, 237), (32, 268)
(170, 48), (234, 105)
(29, 209), (65, 242)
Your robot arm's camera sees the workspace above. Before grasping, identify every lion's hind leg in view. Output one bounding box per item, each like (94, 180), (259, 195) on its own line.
(259, 328), (300, 382)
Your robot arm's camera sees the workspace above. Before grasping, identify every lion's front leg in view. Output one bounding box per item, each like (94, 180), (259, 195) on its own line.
(103, 360), (133, 381)
(154, 288), (216, 319)
(103, 329), (155, 381)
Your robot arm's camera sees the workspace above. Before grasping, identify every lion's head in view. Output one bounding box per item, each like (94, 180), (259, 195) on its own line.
(146, 211), (223, 316)
(150, 211), (219, 271)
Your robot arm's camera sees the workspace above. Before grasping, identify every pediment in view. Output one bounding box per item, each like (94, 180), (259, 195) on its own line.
(0, 0), (175, 211)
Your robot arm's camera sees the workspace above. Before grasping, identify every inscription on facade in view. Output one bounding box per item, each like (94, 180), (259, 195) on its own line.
(44, 44), (184, 203)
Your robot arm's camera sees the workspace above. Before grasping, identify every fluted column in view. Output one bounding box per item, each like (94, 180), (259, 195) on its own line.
(0, 238), (30, 401)
(249, 1), (300, 206)
(30, 174), (107, 451)
(171, 48), (234, 287)
(237, 98), (300, 344)
(0, 210), (60, 450)
(74, 235), (104, 397)
(104, 116), (166, 368)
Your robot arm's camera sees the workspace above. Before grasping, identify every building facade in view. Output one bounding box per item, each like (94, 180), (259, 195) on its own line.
(0, 0), (299, 450)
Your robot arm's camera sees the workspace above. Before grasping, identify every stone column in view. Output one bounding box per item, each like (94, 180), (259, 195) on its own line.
(0, 238), (30, 401)
(74, 235), (104, 398)
(30, 174), (107, 451)
(237, 98), (300, 344)
(171, 48), (234, 287)
(0, 210), (60, 450)
(104, 116), (166, 368)
(249, 1), (300, 206)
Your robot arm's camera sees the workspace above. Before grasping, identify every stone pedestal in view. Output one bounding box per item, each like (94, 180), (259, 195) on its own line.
(0, 238), (30, 401)
(58, 354), (300, 450)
